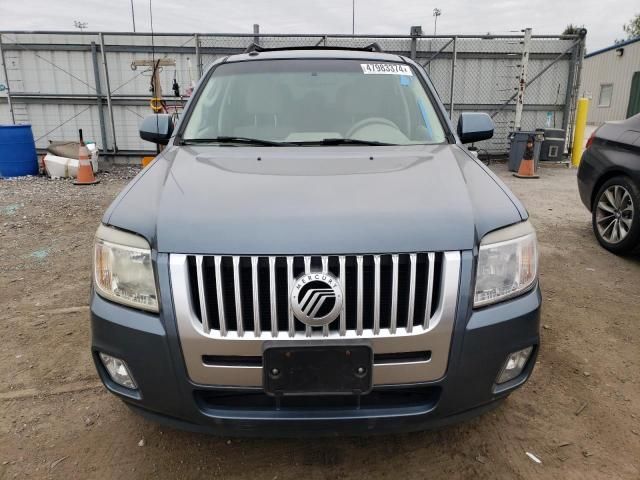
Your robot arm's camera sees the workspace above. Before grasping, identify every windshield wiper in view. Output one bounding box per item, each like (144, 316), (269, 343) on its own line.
(293, 138), (398, 146)
(180, 136), (285, 146)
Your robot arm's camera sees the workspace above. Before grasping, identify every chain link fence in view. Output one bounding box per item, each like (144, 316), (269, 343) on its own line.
(0, 29), (584, 157)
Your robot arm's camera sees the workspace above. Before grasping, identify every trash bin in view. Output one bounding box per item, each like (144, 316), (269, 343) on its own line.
(539, 128), (566, 161)
(508, 130), (544, 172)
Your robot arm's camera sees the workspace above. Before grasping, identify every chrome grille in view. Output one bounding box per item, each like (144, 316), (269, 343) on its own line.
(187, 253), (443, 338)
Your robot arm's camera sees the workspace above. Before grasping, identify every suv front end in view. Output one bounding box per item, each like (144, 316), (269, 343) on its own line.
(90, 48), (540, 436)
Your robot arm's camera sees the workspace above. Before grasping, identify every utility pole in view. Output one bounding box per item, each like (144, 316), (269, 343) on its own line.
(352, 0), (355, 35)
(130, 0), (136, 32)
(433, 8), (441, 36)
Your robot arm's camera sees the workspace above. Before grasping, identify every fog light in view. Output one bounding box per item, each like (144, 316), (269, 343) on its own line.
(496, 347), (533, 384)
(99, 352), (137, 389)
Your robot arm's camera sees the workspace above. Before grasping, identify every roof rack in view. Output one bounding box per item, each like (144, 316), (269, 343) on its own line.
(244, 42), (383, 54)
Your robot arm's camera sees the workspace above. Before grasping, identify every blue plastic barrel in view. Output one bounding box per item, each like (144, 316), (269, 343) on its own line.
(0, 124), (38, 177)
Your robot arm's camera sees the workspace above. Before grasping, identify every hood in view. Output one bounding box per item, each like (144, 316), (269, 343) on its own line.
(104, 144), (524, 254)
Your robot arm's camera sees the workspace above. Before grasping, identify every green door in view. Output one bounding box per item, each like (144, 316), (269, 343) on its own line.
(627, 71), (640, 118)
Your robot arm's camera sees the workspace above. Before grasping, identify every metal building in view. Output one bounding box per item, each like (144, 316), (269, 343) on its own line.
(580, 37), (640, 125)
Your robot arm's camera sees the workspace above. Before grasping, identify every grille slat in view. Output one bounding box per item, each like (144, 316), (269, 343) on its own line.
(286, 256), (295, 337)
(268, 256), (278, 338)
(339, 255), (347, 336)
(407, 253), (417, 333)
(303, 256), (312, 337)
(373, 255), (381, 335)
(192, 253), (442, 338)
(214, 256), (227, 336)
(424, 252), (435, 329)
(356, 255), (364, 336)
(232, 256), (244, 337)
(321, 256), (330, 337)
(251, 257), (261, 337)
(195, 255), (210, 334)
(390, 254), (399, 334)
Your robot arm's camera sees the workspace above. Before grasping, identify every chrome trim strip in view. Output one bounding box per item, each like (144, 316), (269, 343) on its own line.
(268, 256), (277, 338)
(356, 255), (363, 336)
(232, 256), (244, 337)
(321, 255), (330, 337)
(339, 255), (346, 336)
(286, 256), (294, 338)
(406, 253), (417, 333)
(195, 255), (210, 334)
(424, 252), (435, 329)
(251, 256), (261, 337)
(170, 252), (461, 387)
(373, 254), (381, 335)
(214, 256), (227, 336)
(390, 254), (399, 334)
(303, 256), (311, 337)
(321, 256), (329, 272)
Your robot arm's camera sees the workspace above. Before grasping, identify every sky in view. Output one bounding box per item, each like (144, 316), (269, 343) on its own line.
(0, 0), (637, 52)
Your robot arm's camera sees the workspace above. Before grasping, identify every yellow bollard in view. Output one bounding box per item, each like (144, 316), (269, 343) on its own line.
(571, 98), (589, 167)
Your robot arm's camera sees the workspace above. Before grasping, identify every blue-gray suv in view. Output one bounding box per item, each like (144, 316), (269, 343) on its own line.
(91, 45), (541, 436)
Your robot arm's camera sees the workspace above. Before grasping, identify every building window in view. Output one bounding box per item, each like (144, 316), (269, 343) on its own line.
(598, 84), (613, 107)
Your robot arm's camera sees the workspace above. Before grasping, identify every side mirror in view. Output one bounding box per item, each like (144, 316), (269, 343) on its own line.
(457, 112), (494, 144)
(139, 114), (174, 145)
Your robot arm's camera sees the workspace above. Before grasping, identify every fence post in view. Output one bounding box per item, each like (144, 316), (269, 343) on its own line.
(0, 33), (15, 124)
(410, 26), (422, 60)
(572, 32), (587, 118)
(98, 33), (118, 152)
(195, 33), (202, 78)
(91, 41), (109, 153)
(253, 24), (260, 45)
(562, 39), (579, 137)
(514, 28), (532, 131)
(449, 36), (457, 120)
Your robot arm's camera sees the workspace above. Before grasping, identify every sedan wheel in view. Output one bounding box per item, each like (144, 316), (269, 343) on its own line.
(592, 176), (640, 254)
(595, 185), (634, 243)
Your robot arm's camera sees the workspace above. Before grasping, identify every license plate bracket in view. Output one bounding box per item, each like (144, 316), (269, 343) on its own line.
(262, 341), (373, 396)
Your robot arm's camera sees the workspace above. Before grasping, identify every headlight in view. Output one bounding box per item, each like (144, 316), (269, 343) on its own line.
(93, 224), (158, 312)
(474, 220), (538, 308)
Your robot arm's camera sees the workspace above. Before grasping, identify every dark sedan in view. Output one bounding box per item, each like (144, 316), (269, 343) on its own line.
(578, 114), (640, 254)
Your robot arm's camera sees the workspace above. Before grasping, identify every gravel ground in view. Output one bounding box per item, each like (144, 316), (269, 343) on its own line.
(0, 162), (638, 479)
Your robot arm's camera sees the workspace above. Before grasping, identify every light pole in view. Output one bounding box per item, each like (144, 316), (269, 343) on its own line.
(130, 0), (136, 32)
(73, 21), (88, 32)
(352, 0), (355, 35)
(433, 8), (441, 36)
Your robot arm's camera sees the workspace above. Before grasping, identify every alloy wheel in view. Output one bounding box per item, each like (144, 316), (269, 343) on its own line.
(595, 185), (635, 244)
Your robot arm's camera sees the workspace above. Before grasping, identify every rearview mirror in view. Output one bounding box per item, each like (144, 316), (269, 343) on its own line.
(139, 114), (174, 145)
(457, 112), (494, 144)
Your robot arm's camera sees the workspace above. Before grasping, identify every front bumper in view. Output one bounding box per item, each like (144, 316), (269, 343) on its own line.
(91, 252), (541, 436)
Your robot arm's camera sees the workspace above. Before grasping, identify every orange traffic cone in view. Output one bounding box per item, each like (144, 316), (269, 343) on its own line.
(73, 129), (99, 185)
(513, 137), (539, 179)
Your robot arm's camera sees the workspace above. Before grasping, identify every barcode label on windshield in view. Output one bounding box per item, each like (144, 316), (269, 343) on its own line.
(360, 63), (413, 76)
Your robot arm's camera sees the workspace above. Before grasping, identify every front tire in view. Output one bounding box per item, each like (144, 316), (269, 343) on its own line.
(592, 176), (640, 254)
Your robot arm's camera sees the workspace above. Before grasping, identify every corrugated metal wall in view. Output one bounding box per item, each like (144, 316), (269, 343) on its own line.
(0, 30), (583, 156)
(580, 40), (640, 125)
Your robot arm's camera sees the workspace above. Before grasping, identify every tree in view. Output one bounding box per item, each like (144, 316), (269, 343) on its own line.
(623, 13), (640, 39)
(562, 24), (583, 35)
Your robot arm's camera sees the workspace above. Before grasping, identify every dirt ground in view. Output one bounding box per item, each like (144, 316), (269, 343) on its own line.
(0, 162), (638, 479)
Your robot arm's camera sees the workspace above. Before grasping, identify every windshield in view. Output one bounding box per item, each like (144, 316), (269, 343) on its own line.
(182, 59), (447, 145)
